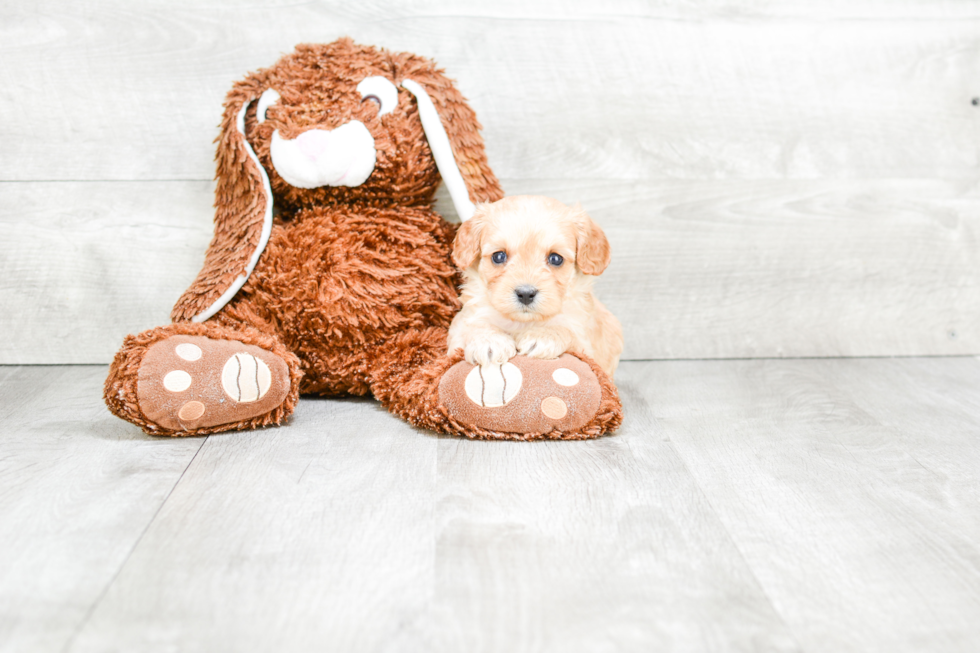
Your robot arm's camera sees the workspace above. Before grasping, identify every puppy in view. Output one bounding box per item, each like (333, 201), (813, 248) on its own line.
(447, 195), (623, 377)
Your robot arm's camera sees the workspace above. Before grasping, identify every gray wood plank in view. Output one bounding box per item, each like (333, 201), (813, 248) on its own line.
(569, 178), (980, 360)
(65, 397), (443, 653)
(816, 356), (980, 527)
(7, 359), (980, 651)
(387, 430), (797, 651)
(0, 181), (213, 364)
(4, 178), (978, 364)
(639, 357), (980, 652)
(0, 366), (203, 653)
(1, 2), (977, 181)
(67, 363), (799, 653)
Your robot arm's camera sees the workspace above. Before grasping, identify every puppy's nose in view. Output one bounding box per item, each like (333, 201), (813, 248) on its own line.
(515, 285), (538, 306)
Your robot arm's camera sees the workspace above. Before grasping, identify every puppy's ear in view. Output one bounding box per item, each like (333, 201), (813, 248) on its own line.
(574, 208), (611, 276)
(452, 207), (485, 269)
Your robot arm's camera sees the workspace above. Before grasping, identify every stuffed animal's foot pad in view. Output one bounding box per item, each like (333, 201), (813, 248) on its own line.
(137, 335), (290, 432)
(439, 354), (601, 434)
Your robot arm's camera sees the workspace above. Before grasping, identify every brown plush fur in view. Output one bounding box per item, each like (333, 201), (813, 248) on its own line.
(104, 39), (623, 440)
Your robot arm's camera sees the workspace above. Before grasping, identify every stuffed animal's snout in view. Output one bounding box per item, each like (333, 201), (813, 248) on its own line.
(269, 122), (377, 189)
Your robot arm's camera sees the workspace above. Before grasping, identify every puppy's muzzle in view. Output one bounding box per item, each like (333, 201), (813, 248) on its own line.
(515, 285), (538, 306)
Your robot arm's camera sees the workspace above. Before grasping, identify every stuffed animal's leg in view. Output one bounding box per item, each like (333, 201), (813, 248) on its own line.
(104, 322), (302, 436)
(368, 328), (623, 440)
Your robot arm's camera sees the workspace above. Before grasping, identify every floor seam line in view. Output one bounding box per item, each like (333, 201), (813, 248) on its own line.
(664, 438), (809, 653)
(59, 435), (210, 653)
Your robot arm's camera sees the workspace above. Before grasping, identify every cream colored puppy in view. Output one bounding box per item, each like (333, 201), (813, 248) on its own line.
(448, 195), (623, 377)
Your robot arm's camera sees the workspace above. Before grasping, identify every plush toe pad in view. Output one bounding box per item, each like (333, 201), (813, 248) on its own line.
(439, 354), (601, 434)
(137, 335), (290, 432)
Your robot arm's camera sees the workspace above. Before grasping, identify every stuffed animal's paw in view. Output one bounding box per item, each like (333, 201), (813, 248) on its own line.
(438, 354), (606, 437)
(464, 332), (517, 367)
(136, 334), (291, 433)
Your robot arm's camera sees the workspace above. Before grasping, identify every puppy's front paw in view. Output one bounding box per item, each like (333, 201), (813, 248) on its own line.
(465, 333), (517, 367)
(516, 331), (568, 360)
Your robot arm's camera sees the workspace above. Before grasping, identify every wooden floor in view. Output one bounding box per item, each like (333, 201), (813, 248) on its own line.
(2, 357), (979, 652)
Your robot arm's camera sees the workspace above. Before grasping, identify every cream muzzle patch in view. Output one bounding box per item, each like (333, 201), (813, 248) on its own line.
(270, 124), (377, 189)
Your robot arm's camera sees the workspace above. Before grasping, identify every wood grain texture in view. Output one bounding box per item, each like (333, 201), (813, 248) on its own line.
(0, 366), (203, 653)
(639, 356), (980, 652)
(8, 358), (980, 651)
(67, 365), (798, 653)
(3, 1), (979, 363)
(388, 434), (795, 651)
(1, 1), (978, 181)
(68, 396), (444, 653)
(0, 181), (214, 364)
(3, 178), (978, 363)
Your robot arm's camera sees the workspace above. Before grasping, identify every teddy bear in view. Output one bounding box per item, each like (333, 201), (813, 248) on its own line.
(103, 39), (622, 440)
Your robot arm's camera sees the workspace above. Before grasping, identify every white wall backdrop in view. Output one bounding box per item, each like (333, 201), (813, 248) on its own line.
(2, 0), (979, 363)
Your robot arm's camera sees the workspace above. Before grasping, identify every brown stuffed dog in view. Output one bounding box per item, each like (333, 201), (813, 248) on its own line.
(104, 39), (622, 440)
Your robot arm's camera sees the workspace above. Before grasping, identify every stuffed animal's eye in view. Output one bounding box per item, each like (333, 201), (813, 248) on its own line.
(548, 253), (564, 266)
(257, 89), (280, 124)
(492, 251), (508, 265)
(356, 77), (399, 116)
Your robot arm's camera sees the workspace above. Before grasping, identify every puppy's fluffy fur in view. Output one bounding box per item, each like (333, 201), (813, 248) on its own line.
(448, 195), (623, 376)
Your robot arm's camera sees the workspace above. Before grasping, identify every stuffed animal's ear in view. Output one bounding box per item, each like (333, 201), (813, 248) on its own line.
(397, 57), (504, 221)
(574, 207), (611, 276)
(171, 77), (275, 323)
(452, 206), (486, 269)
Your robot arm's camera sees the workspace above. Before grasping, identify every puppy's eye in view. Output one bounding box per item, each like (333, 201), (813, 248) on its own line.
(547, 253), (564, 267)
(491, 251), (508, 265)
